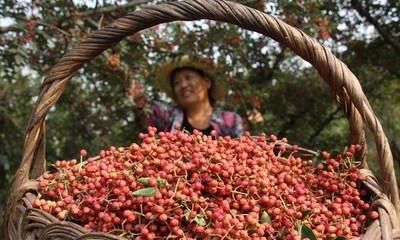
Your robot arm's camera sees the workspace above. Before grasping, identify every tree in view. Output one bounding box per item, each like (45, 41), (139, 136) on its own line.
(1, 0), (399, 231)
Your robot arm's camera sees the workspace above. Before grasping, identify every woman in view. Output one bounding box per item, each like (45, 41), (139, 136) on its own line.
(129, 55), (243, 138)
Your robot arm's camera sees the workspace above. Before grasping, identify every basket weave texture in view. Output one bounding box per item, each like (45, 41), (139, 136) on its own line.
(4, 0), (400, 239)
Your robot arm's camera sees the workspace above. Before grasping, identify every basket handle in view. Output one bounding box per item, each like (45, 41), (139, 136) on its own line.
(8, 0), (399, 215)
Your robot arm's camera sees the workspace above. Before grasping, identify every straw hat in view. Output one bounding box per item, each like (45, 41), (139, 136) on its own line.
(154, 55), (227, 102)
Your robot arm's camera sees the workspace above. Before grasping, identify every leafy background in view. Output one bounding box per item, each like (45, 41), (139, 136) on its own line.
(1, 0), (399, 232)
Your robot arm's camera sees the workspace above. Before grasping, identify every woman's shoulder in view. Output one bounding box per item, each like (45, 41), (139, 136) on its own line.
(213, 108), (242, 118)
(150, 99), (179, 111)
(212, 109), (243, 127)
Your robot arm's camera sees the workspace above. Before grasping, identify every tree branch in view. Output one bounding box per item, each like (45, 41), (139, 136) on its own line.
(390, 139), (400, 172)
(278, 108), (310, 137)
(81, 0), (153, 16)
(264, 46), (287, 81)
(307, 106), (341, 144)
(0, 26), (22, 34)
(0, 0), (152, 35)
(351, 0), (400, 54)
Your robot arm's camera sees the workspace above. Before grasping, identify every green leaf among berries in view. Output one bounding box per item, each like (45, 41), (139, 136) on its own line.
(131, 187), (157, 197)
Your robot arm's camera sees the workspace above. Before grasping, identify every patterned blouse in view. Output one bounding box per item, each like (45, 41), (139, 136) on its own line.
(142, 100), (244, 138)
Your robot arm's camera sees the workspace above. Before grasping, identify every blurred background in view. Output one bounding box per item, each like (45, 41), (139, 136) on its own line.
(1, 0), (399, 230)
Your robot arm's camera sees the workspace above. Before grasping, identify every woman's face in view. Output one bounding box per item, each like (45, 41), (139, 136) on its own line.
(172, 68), (211, 108)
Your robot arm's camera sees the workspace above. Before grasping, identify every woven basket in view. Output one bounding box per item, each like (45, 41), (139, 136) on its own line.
(4, 0), (400, 239)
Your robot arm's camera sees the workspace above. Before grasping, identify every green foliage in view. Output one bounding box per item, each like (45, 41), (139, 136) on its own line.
(1, 0), (399, 230)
